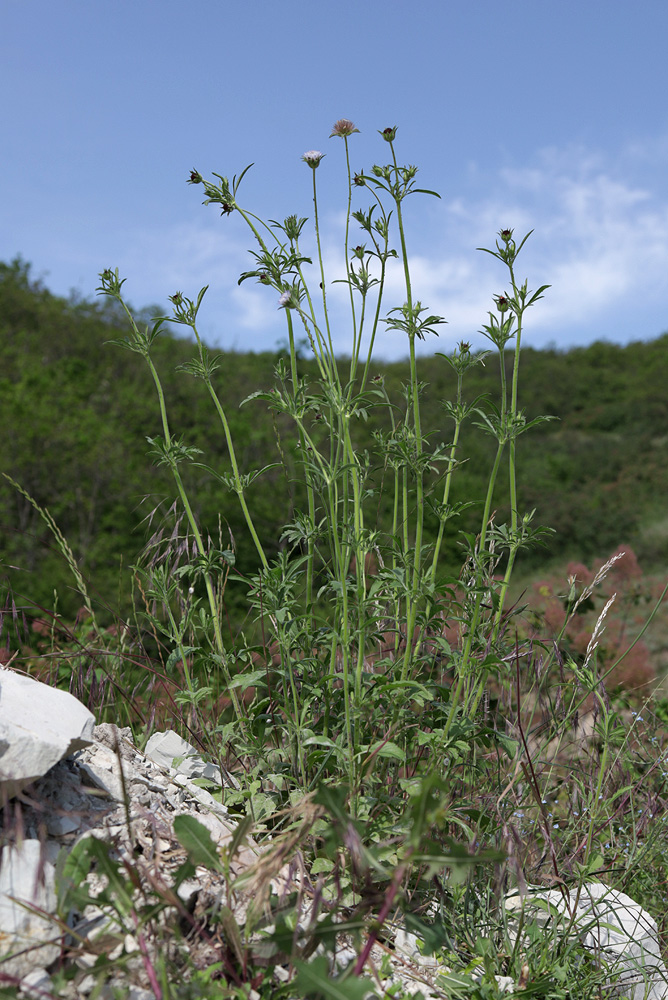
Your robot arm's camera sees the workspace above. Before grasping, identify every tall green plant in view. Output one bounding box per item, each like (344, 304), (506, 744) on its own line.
(98, 122), (551, 809)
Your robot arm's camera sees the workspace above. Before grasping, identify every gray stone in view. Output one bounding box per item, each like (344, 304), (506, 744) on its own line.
(0, 667), (95, 797)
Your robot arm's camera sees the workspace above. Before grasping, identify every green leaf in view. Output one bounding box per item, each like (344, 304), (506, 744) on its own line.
(310, 858), (334, 875)
(495, 733), (518, 759)
(165, 645), (198, 673)
(173, 815), (222, 871)
(436, 970), (480, 995)
(304, 735), (338, 749)
(219, 905), (245, 966)
(228, 669), (268, 691)
(404, 912), (449, 956)
(292, 957), (370, 1000)
(227, 814), (254, 863)
(366, 739), (405, 762)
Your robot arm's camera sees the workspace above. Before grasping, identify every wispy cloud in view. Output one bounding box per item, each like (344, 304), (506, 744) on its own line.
(406, 144), (668, 353)
(112, 142), (668, 359)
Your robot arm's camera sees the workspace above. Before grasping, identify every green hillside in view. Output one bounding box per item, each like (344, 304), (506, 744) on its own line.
(1, 256), (667, 624)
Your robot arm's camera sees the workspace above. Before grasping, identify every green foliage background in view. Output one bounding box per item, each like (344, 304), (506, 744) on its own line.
(2, 256), (667, 625)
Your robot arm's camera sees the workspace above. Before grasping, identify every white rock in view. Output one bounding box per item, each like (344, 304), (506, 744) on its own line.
(145, 729), (239, 788)
(19, 967), (52, 999)
(394, 928), (440, 968)
(0, 840), (59, 977)
(77, 740), (130, 801)
(505, 882), (668, 999)
(0, 667), (95, 796)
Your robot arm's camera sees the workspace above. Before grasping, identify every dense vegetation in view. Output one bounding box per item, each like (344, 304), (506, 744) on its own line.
(2, 255), (667, 627)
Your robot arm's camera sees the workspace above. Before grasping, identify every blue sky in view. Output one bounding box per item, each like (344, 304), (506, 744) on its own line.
(3, 0), (668, 360)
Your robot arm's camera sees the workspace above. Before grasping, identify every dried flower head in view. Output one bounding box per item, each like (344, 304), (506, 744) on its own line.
(302, 150), (325, 168)
(330, 119), (360, 138)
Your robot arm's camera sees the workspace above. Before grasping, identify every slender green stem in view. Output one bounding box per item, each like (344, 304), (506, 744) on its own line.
(191, 325), (269, 571)
(342, 135), (358, 384)
(285, 310), (317, 618)
(143, 353), (245, 728)
(311, 167), (338, 379)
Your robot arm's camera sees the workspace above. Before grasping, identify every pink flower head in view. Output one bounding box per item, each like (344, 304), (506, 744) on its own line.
(302, 150), (325, 168)
(330, 119), (360, 138)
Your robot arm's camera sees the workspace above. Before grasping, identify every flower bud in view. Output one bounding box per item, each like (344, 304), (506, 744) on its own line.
(499, 228), (513, 243)
(495, 294), (510, 313)
(379, 126), (397, 142)
(188, 169), (203, 185)
(353, 172), (366, 187)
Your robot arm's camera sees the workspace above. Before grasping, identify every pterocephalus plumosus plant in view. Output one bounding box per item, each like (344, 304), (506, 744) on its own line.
(97, 122), (553, 811)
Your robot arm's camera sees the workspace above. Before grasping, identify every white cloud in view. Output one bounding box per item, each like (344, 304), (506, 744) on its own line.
(111, 143), (668, 359)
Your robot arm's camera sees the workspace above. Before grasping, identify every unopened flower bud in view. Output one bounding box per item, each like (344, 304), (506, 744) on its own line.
(353, 172), (366, 187)
(170, 291), (184, 306)
(495, 294), (510, 313)
(499, 228), (513, 243)
(188, 169), (203, 185)
(380, 126), (397, 142)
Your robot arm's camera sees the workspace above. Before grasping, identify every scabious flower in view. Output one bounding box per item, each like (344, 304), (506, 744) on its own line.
(330, 119), (360, 138)
(302, 150), (325, 168)
(278, 290), (294, 308)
